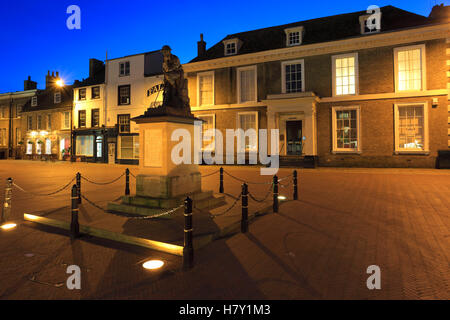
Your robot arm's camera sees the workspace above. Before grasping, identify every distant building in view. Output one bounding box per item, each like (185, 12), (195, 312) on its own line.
(21, 71), (73, 160)
(72, 59), (109, 163)
(104, 50), (164, 165)
(0, 77), (38, 159)
(183, 5), (450, 167)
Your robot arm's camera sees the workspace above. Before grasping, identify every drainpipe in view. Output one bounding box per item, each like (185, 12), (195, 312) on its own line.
(103, 52), (108, 163)
(8, 97), (13, 158)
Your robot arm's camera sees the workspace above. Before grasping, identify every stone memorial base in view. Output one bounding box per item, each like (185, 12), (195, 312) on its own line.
(107, 108), (225, 217)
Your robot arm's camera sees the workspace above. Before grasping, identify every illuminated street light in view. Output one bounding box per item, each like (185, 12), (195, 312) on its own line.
(56, 79), (64, 87)
(142, 260), (164, 270)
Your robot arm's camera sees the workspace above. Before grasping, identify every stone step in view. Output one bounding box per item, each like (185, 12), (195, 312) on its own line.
(107, 192), (226, 218)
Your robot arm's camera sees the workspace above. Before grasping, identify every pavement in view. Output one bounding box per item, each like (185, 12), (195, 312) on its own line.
(0, 160), (449, 299)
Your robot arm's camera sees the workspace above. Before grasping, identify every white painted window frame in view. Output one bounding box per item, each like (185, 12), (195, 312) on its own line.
(331, 52), (359, 97)
(197, 113), (216, 151)
(196, 71), (215, 107)
(394, 102), (429, 154)
(62, 111), (70, 130)
(237, 65), (258, 104)
(236, 111), (259, 152)
(393, 44), (426, 93)
(223, 39), (238, 56)
(281, 59), (305, 94)
(284, 26), (304, 47)
(331, 105), (361, 153)
(31, 96), (37, 107)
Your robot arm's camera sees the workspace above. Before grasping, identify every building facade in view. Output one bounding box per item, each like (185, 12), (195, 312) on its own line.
(72, 59), (109, 163)
(0, 77), (37, 159)
(21, 71), (73, 160)
(183, 5), (450, 167)
(105, 50), (164, 165)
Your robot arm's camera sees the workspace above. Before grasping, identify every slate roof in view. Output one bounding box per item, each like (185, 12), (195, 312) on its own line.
(190, 6), (431, 63)
(22, 86), (73, 112)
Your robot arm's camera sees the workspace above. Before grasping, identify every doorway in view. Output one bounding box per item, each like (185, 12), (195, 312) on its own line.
(108, 143), (115, 164)
(286, 120), (303, 155)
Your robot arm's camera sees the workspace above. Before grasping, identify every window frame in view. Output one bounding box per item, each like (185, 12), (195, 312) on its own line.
(331, 52), (359, 97)
(117, 134), (139, 159)
(54, 92), (61, 104)
(47, 113), (51, 130)
(117, 114), (131, 133)
(394, 102), (429, 154)
(237, 65), (258, 104)
(236, 111), (259, 152)
(27, 115), (33, 131)
(393, 44), (426, 93)
(284, 26), (304, 47)
(31, 96), (37, 107)
(37, 115), (43, 130)
(62, 111), (71, 130)
(78, 88), (87, 101)
(78, 110), (86, 128)
(118, 85), (131, 105)
(223, 39), (238, 56)
(331, 106), (361, 154)
(91, 108), (100, 127)
(197, 113), (216, 151)
(119, 61), (130, 77)
(196, 71), (215, 107)
(91, 86), (101, 99)
(281, 59), (305, 94)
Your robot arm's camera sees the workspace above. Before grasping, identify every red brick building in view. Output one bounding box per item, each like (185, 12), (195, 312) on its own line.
(184, 5), (450, 167)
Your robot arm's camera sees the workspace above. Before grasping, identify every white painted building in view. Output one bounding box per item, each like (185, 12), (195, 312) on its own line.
(105, 50), (164, 164)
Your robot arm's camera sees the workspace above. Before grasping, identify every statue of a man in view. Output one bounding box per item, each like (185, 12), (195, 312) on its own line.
(161, 45), (190, 109)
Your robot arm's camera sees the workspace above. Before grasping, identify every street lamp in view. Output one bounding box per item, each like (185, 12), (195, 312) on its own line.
(56, 79), (64, 87)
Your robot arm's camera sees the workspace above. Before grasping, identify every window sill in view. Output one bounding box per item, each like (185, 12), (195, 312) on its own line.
(394, 150), (430, 155)
(332, 150), (361, 155)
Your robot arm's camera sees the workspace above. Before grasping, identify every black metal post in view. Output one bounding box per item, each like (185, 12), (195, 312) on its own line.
(1, 178), (13, 225)
(76, 172), (81, 204)
(183, 197), (194, 270)
(125, 168), (130, 196)
(273, 175), (279, 213)
(219, 167), (224, 193)
(241, 183), (248, 233)
(293, 170), (298, 200)
(70, 184), (80, 239)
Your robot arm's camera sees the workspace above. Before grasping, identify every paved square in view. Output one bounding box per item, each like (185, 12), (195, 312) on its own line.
(0, 160), (449, 299)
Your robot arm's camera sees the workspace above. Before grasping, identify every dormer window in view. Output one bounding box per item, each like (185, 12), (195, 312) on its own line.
(359, 11), (382, 34)
(284, 26), (304, 47)
(54, 92), (61, 104)
(223, 39), (239, 56)
(31, 96), (37, 107)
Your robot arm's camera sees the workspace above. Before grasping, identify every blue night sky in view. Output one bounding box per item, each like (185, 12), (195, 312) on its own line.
(0, 0), (446, 93)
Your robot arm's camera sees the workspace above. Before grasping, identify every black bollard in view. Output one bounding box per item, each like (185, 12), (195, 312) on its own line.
(1, 178), (13, 225)
(293, 170), (298, 200)
(76, 172), (81, 204)
(273, 175), (279, 213)
(125, 168), (130, 196)
(241, 183), (248, 233)
(219, 167), (224, 193)
(183, 197), (194, 270)
(70, 184), (80, 239)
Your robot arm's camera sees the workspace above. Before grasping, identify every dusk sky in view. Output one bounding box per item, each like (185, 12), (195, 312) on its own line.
(0, 0), (445, 93)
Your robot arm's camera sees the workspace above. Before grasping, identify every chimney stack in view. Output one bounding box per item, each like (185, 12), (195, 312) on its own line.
(45, 71), (56, 89)
(197, 33), (206, 58)
(89, 58), (104, 78)
(429, 4), (450, 21)
(24, 76), (37, 91)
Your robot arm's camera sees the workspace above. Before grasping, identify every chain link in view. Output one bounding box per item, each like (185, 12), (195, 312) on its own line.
(206, 193), (242, 218)
(200, 169), (221, 178)
(223, 170), (273, 185)
(248, 186), (273, 203)
(81, 172), (125, 185)
(12, 177), (75, 197)
(80, 194), (183, 220)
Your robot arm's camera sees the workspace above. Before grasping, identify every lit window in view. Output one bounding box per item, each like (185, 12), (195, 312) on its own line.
(118, 135), (139, 159)
(16, 127), (21, 145)
(395, 103), (428, 152)
(282, 59), (304, 93)
(237, 66), (257, 103)
(76, 135), (94, 156)
(62, 112), (70, 129)
(119, 61), (130, 76)
(197, 72), (214, 106)
(332, 106), (360, 153)
(332, 53), (358, 96)
(394, 45), (425, 92)
(197, 114), (215, 151)
(92, 86), (100, 99)
(0, 128), (6, 146)
(237, 112), (258, 151)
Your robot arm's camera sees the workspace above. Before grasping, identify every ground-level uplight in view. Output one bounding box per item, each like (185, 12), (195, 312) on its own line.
(1, 223), (17, 230)
(278, 195), (287, 200)
(142, 260), (164, 270)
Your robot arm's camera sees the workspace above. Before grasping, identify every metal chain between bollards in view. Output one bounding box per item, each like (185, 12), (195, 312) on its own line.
(12, 177), (75, 197)
(81, 172), (125, 185)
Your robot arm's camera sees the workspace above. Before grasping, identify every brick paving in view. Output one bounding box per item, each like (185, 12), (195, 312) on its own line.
(0, 160), (449, 299)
